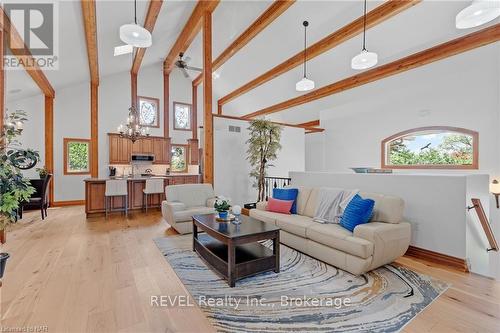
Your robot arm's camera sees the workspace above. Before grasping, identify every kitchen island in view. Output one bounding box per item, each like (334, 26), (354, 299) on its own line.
(84, 174), (200, 217)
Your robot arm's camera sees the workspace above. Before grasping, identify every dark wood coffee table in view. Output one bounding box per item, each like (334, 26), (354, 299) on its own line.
(192, 214), (280, 287)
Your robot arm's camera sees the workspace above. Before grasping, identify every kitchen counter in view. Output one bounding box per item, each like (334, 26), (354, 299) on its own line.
(84, 174), (201, 217)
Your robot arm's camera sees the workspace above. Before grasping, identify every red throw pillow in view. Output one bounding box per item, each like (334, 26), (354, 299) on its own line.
(267, 197), (294, 214)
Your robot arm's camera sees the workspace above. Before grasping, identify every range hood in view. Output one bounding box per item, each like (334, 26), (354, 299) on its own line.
(131, 154), (155, 164)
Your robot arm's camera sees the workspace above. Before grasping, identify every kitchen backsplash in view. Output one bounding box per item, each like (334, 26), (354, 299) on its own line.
(109, 164), (200, 176)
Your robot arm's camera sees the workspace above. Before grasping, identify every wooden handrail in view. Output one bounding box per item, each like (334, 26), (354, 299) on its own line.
(469, 198), (498, 252)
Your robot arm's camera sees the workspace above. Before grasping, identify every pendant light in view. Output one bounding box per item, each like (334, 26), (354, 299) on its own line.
(120, 0), (152, 48)
(351, 0), (378, 70)
(296, 21), (315, 92)
(456, 0), (500, 29)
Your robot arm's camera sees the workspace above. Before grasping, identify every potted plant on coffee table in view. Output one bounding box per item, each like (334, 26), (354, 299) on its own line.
(214, 197), (231, 220)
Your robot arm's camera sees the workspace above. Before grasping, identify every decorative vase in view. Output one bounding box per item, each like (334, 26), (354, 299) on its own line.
(0, 253), (10, 279)
(218, 211), (228, 220)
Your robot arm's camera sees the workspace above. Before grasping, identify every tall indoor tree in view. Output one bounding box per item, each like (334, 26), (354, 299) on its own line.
(246, 119), (282, 202)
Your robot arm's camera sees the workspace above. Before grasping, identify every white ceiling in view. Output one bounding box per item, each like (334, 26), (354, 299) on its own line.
(5, 0), (498, 125)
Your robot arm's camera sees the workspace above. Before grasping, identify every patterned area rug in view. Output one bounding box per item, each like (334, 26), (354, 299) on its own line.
(154, 235), (448, 333)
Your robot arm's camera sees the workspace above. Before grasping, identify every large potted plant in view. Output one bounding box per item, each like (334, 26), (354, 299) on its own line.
(246, 119), (282, 202)
(1, 111), (39, 244)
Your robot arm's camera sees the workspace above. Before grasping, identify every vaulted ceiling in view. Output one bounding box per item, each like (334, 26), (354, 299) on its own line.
(5, 0), (499, 125)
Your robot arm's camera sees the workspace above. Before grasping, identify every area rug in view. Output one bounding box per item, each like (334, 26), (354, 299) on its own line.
(154, 235), (448, 333)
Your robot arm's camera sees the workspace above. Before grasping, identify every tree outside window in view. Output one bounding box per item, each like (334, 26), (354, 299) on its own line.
(64, 138), (91, 175)
(173, 102), (191, 131)
(170, 145), (188, 172)
(382, 127), (478, 169)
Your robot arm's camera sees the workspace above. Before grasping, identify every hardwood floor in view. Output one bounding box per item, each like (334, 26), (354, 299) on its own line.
(1, 206), (499, 333)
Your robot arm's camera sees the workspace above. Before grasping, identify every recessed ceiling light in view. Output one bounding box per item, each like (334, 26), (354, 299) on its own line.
(9, 89), (22, 94)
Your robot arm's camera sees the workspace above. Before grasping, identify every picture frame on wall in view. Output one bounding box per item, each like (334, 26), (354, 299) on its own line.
(173, 102), (192, 131)
(138, 96), (160, 128)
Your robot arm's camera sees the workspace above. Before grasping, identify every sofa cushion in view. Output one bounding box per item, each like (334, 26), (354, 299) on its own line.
(360, 192), (404, 224)
(173, 207), (215, 222)
(339, 194), (375, 232)
(166, 184), (215, 208)
(276, 215), (315, 238)
(249, 209), (280, 225)
(273, 188), (299, 214)
(267, 197), (294, 214)
(302, 188), (320, 218)
(295, 186), (312, 215)
(307, 223), (374, 259)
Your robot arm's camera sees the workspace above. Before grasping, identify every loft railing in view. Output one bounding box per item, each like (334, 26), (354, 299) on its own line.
(468, 198), (498, 252)
(264, 176), (292, 201)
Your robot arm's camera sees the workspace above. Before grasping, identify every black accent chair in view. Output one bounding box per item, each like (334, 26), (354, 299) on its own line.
(20, 174), (52, 220)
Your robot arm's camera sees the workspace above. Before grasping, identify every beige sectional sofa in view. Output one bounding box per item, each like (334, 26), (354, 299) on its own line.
(249, 187), (411, 275)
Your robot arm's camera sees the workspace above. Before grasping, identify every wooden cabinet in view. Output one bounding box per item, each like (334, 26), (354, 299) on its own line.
(85, 180), (126, 216)
(109, 134), (131, 164)
(153, 137), (170, 164)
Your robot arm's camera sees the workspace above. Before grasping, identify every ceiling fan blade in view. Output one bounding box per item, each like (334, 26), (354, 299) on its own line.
(181, 68), (190, 78)
(114, 44), (133, 56)
(185, 65), (202, 72)
(183, 56), (191, 63)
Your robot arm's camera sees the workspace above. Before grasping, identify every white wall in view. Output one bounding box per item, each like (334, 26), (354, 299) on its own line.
(5, 94), (45, 179)
(214, 117), (305, 206)
(306, 44), (500, 175)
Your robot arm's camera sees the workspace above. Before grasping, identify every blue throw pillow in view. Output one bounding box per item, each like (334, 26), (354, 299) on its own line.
(273, 188), (299, 214)
(340, 194), (375, 232)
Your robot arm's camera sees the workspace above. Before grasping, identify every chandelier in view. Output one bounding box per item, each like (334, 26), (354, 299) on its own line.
(117, 105), (150, 143)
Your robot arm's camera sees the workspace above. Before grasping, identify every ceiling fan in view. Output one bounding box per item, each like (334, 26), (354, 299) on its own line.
(174, 52), (202, 78)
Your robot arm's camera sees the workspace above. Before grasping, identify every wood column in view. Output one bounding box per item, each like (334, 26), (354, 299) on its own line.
(163, 71), (169, 138)
(90, 82), (98, 177)
(192, 82), (197, 139)
(131, 72), (137, 109)
(202, 11), (213, 185)
(0, 27), (4, 131)
(44, 95), (54, 205)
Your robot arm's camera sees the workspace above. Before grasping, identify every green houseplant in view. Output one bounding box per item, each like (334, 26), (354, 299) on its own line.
(246, 119), (282, 202)
(36, 166), (49, 179)
(214, 197), (231, 220)
(1, 111), (39, 243)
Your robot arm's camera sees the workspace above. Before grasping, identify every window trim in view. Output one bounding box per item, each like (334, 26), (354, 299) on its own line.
(173, 101), (192, 131)
(63, 138), (92, 175)
(381, 126), (479, 170)
(170, 144), (189, 173)
(138, 96), (160, 128)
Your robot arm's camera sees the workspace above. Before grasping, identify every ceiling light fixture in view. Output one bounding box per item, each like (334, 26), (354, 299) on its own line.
(351, 0), (378, 70)
(456, 0), (500, 29)
(119, 0), (152, 48)
(296, 21), (315, 92)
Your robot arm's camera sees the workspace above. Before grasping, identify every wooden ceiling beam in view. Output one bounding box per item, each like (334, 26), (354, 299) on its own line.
(81, 0), (99, 85)
(213, 113), (323, 133)
(131, 0), (163, 75)
(243, 24), (500, 119)
(218, 0), (420, 109)
(192, 0), (295, 86)
(297, 119), (320, 127)
(163, 0), (219, 74)
(0, 8), (55, 97)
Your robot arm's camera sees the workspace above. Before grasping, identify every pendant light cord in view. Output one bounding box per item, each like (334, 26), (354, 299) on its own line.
(303, 21), (308, 78)
(362, 0), (367, 51)
(134, 0), (137, 24)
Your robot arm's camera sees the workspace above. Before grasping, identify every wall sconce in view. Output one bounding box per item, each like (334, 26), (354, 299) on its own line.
(491, 179), (500, 209)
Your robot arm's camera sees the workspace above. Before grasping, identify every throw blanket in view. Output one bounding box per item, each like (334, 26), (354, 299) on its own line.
(313, 188), (359, 224)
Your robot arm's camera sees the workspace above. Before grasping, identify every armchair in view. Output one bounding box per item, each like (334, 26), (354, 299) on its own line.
(161, 183), (217, 234)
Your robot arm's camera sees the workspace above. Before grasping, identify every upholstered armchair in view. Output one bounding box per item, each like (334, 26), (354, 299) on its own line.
(161, 183), (217, 234)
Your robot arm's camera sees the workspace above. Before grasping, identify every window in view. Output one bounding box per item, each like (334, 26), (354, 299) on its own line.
(382, 126), (478, 169)
(64, 138), (91, 175)
(170, 145), (188, 172)
(138, 96), (159, 127)
(173, 102), (192, 131)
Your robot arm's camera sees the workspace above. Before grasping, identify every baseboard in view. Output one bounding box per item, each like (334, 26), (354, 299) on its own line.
(405, 245), (469, 272)
(51, 200), (85, 207)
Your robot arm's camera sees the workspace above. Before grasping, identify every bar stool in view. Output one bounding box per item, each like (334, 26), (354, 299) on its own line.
(143, 178), (164, 212)
(105, 179), (128, 218)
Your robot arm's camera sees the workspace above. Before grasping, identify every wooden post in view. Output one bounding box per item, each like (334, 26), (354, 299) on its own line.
(192, 82), (197, 139)
(44, 95), (54, 205)
(90, 82), (98, 177)
(131, 72), (137, 109)
(163, 71), (169, 138)
(202, 11), (213, 185)
(0, 26), (4, 132)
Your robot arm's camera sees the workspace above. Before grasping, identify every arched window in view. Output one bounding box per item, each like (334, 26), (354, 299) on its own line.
(381, 126), (478, 169)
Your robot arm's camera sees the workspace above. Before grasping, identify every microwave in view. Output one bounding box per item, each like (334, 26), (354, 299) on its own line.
(131, 154), (155, 163)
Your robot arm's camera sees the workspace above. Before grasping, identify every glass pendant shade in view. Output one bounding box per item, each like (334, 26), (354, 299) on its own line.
(456, 0), (500, 29)
(295, 77), (315, 92)
(351, 50), (378, 70)
(120, 24), (152, 48)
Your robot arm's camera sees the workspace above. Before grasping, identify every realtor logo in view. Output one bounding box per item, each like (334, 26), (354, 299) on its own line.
(3, 2), (59, 70)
